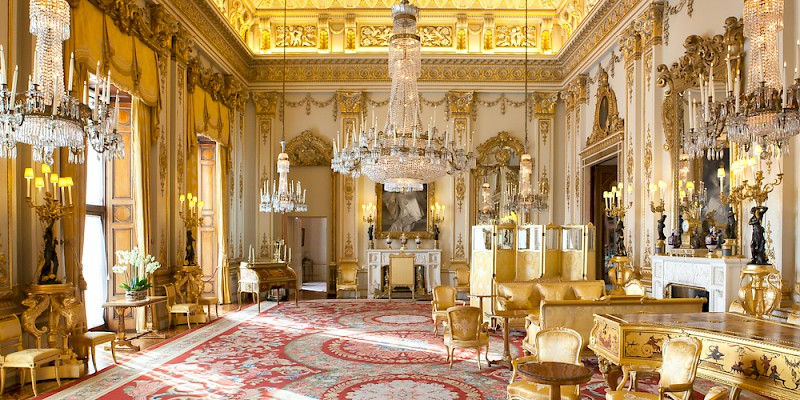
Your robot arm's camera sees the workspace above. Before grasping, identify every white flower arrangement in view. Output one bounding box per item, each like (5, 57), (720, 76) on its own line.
(113, 247), (161, 292)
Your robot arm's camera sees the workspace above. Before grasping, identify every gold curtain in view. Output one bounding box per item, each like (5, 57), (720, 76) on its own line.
(132, 100), (154, 256)
(216, 145), (231, 303)
(72, 0), (159, 107)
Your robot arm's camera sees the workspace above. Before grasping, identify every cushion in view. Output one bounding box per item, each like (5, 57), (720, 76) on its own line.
(605, 390), (659, 400)
(537, 283), (571, 301)
(444, 331), (489, 347)
(73, 331), (116, 345)
(171, 303), (198, 313)
(572, 284), (604, 300)
(3, 348), (60, 364)
(507, 381), (580, 400)
(497, 283), (537, 310)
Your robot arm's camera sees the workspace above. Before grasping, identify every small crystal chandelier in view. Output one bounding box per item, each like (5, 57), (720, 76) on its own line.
(511, 3), (547, 215)
(725, 0), (798, 160)
(331, 0), (474, 192)
(259, 1), (306, 214)
(0, 0), (122, 165)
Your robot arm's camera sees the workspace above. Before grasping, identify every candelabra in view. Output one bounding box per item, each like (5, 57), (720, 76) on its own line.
(362, 202), (377, 249)
(670, 180), (709, 257)
(24, 165), (74, 284)
(430, 202), (445, 249)
(178, 193), (204, 266)
(603, 183), (634, 294)
(648, 180), (668, 255)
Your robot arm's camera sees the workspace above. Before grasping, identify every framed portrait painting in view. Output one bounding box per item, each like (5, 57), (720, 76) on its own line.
(376, 183), (434, 239)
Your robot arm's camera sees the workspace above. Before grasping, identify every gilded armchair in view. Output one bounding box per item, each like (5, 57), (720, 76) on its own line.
(605, 336), (703, 400)
(431, 286), (464, 335)
(508, 327), (583, 400)
(0, 315), (62, 396)
(388, 253), (416, 300)
(337, 264), (360, 299)
(444, 306), (490, 369)
(453, 268), (470, 295)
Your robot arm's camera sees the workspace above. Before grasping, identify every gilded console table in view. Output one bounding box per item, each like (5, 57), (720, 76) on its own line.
(589, 312), (800, 400)
(102, 296), (167, 351)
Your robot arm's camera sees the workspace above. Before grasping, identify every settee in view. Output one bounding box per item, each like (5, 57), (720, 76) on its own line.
(492, 279), (607, 328)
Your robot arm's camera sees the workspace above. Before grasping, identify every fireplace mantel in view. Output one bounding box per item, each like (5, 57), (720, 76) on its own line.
(651, 255), (748, 312)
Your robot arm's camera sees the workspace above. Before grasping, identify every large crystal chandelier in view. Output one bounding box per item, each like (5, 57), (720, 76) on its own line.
(331, 0), (474, 192)
(725, 0), (797, 160)
(0, 0), (121, 165)
(259, 1), (306, 214)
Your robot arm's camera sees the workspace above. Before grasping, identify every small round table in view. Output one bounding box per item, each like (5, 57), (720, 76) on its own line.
(517, 361), (593, 400)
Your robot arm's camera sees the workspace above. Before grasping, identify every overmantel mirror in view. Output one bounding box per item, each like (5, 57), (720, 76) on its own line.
(471, 131), (525, 225)
(656, 16), (744, 255)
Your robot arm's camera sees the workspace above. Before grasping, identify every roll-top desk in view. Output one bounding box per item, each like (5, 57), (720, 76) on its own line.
(237, 260), (298, 311)
(366, 249), (442, 298)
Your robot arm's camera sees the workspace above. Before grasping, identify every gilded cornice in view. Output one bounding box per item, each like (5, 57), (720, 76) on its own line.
(187, 57), (249, 111)
(557, 0), (640, 75)
(336, 91), (365, 114)
(533, 92), (556, 116)
(562, 74), (588, 111)
(618, 1), (665, 64)
(165, 0), (252, 76)
(249, 57), (563, 83)
(252, 92), (279, 117)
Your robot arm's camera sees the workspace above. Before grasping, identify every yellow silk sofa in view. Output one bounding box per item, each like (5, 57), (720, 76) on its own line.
(493, 279), (606, 328)
(523, 296), (707, 355)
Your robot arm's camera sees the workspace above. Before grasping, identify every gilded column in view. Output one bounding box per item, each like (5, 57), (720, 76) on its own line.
(336, 91), (364, 292)
(446, 91), (474, 276)
(251, 92), (278, 258)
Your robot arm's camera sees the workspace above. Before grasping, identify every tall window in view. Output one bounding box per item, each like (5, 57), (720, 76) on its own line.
(82, 145), (107, 328)
(81, 85), (135, 328)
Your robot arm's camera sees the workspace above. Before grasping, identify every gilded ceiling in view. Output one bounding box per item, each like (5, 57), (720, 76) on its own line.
(207, 0), (598, 56)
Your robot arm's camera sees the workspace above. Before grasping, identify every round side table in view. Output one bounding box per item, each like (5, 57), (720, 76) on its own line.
(517, 361), (593, 400)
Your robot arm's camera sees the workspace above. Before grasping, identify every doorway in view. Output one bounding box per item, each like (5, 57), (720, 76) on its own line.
(589, 160), (618, 285)
(291, 217), (328, 292)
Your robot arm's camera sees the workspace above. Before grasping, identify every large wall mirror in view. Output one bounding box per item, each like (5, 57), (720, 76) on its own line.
(657, 16), (744, 253)
(471, 131), (524, 224)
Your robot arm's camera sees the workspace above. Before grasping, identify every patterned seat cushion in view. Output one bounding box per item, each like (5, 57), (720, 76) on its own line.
(73, 331), (116, 346)
(3, 348), (60, 364)
(171, 303), (199, 313)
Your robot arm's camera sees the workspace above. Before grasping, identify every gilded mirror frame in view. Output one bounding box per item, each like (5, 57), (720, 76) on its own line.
(470, 131), (526, 225)
(656, 16), (744, 245)
(587, 67), (625, 147)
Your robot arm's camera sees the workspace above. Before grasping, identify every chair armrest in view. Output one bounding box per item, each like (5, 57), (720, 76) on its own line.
(456, 300), (466, 306)
(619, 364), (659, 391)
(510, 355), (539, 383)
(661, 383), (694, 393)
(496, 297), (510, 309)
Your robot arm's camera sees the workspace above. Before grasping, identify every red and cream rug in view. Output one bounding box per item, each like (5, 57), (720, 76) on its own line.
(42, 300), (767, 399)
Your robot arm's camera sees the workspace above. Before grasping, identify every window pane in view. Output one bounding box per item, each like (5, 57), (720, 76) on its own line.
(85, 145), (105, 206)
(82, 215), (107, 329)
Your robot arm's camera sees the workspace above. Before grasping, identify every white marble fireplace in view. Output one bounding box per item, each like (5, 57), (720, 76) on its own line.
(366, 249), (442, 299)
(651, 255), (748, 312)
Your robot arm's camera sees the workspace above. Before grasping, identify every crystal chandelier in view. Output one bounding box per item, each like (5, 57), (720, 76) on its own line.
(0, 0), (122, 165)
(510, 2), (547, 214)
(259, 1), (306, 214)
(331, 0), (474, 192)
(725, 0), (797, 160)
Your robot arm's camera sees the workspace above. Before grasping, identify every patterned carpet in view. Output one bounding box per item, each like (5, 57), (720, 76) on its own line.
(42, 300), (767, 399)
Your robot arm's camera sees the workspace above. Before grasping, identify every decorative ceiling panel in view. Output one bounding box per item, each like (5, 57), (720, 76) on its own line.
(206, 0), (599, 56)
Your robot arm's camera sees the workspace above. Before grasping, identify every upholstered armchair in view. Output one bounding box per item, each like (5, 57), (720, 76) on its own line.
(337, 264), (360, 299)
(508, 327), (583, 400)
(388, 253), (416, 300)
(453, 268), (470, 295)
(431, 286), (464, 335)
(164, 283), (200, 329)
(605, 336), (703, 400)
(0, 315), (62, 396)
(444, 306), (490, 369)
(622, 279), (647, 296)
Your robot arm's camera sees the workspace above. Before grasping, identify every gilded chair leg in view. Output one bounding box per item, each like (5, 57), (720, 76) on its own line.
(54, 358), (61, 386)
(90, 345), (98, 373)
(0, 367), (5, 396)
(19, 368), (25, 387)
(476, 347), (482, 370)
(449, 348), (454, 369)
(111, 341), (118, 363)
(167, 313), (172, 328)
(485, 345), (490, 365)
(30, 367), (38, 397)
(187, 312), (192, 328)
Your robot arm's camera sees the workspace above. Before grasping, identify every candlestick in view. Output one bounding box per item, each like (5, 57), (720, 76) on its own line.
(10, 66), (17, 105)
(0, 45), (5, 86)
(24, 168), (33, 198)
(67, 53), (74, 92)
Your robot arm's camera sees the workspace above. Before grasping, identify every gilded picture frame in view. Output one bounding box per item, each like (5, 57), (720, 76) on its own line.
(375, 183), (435, 239)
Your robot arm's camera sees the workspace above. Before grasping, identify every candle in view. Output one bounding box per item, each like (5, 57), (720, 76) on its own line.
(784, 62), (788, 105)
(734, 76), (740, 112)
(725, 53), (732, 93)
(35, 178), (44, 196)
(67, 53), (74, 92)
(24, 168), (33, 197)
(0, 45), (5, 86)
(10, 66), (17, 106)
(709, 65), (715, 103)
(105, 70), (112, 103)
(50, 173), (59, 196)
(114, 91), (120, 131)
(32, 49), (38, 86)
(58, 178), (66, 203)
